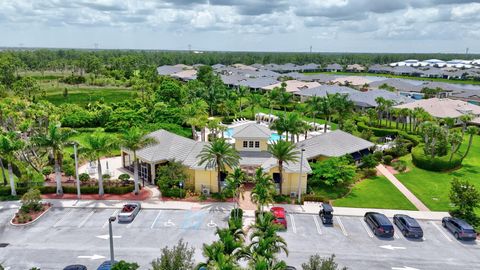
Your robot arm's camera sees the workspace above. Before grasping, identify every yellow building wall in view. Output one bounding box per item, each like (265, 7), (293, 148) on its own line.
(267, 168), (308, 195)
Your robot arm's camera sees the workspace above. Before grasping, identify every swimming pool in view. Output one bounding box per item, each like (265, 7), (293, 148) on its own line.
(224, 128), (283, 142)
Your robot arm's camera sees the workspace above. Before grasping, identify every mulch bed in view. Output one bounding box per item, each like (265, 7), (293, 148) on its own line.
(161, 196), (235, 203)
(11, 203), (51, 225)
(41, 188), (152, 201)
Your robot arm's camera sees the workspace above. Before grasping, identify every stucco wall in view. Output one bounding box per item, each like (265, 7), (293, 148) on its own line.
(234, 139), (268, 151)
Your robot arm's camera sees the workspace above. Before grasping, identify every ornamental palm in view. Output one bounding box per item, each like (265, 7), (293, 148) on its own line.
(250, 168), (276, 212)
(197, 139), (240, 193)
(80, 132), (118, 196)
(267, 140), (299, 195)
(182, 99), (208, 140)
(33, 123), (75, 195)
(305, 96), (322, 124)
(248, 93), (263, 119)
(0, 132), (24, 196)
(461, 126), (478, 161)
(120, 127), (156, 194)
(198, 241), (241, 270)
(224, 168), (245, 215)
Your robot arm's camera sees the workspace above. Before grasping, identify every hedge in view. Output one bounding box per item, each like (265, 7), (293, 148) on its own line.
(302, 194), (328, 203)
(161, 188), (187, 198)
(357, 122), (420, 146)
(0, 184), (136, 196)
(411, 145), (462, 171)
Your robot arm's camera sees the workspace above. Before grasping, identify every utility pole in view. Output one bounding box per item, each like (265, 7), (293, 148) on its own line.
(73, 143), (81, 199)
(297, 148), (305, 204)
(108, 216), (116, 265)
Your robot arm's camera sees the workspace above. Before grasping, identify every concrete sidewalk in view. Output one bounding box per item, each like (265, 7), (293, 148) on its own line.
(1, 199), (448, 221)
(376, 164), (430, 211)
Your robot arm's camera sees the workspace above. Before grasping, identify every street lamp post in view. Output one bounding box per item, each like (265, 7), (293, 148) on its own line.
(297, 148), (305, 204)
(73, 142), (81, 199)
(108, 216), (116, 265)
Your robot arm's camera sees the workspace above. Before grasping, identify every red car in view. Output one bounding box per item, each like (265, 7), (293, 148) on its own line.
(270, 207), (287, 229)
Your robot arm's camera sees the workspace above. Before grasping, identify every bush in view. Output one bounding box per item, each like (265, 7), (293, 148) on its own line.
(361, 154), (379, 169)
(360, 168), (377, 179)
(230, 208), (243, 220)
(392, 160), (407, 172)
(357, 122), (420, 146)
(302, 194), (327, 203)
(161, 188), (186, 198)
(102, 174), (111, 180)
(79, 173), (90, 182)
(41, 167), (53, 179)
(118, 173), (130, 181)
(372, 151), (383, 162)
(411, 145), (462, 171)
(60, 75), (86, 85)
(383, 155), (393, 165)
(20, 188), (42, 213)
(273, 194), (290, 203)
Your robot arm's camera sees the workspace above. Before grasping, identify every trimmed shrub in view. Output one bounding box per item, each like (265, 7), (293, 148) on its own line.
(383, 155), (393, 165)
(372, 151), (383, 162)
(392, 160), (407, 172)
(230, 208), (243, 220)
(118, 173), (131, 181)
(411, 145), (462, 171)
(360, 168), (377, 178)
(302, 194), (327, 203)
(161, 188), (186, 198)
(79, 173), (90, 182)
(273, 194), (290, 203)
(357, 122), (420, 146)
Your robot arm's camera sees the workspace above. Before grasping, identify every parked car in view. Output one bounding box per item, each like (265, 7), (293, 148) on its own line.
(318, 203), (334, 225)
(285, 266), (297, 270)
(364, 212), (394, 238)
(118, 202), (141, 223)
(97, 260), (118, 270)
(270, 207), (287, 229)
(442, 217), (477, 241)
(393, 214), (423, 239)
(63, 265), (87, 270)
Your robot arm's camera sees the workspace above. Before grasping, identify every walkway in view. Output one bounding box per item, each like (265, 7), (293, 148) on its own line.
(238, 183), (257, 210)
(376, 164), (430, 211)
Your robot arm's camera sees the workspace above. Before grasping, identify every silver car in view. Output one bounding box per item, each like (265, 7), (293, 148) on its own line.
(117, 203), (141, 223)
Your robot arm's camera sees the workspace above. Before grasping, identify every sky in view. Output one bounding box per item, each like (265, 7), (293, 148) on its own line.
(0, 0), (479, 53)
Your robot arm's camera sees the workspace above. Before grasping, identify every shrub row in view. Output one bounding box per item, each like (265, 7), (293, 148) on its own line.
(0, 185), (136, 196)
(161, 188), (187, 198)
(357, 122), (420, 146)
(411, 145), (462, 172)
(302, 194), (328, 203)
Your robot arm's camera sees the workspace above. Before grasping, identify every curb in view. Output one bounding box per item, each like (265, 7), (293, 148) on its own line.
(9, 204), (52, 227)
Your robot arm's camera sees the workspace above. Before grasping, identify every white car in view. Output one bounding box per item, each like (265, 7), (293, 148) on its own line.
(117, 203), (141, 223)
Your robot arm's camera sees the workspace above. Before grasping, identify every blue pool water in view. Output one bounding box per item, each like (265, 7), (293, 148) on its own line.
(224, 128), (282, 142)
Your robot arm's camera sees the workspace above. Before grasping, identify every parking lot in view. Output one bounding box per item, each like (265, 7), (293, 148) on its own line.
(0, 207), (479, 269)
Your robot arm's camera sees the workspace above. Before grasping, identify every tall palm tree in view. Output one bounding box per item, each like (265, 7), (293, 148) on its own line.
(120, 127), (156, 194)
(250, 168), (276, 212)
(266, 88), (281, 118)
(278, 91), (293, 113)
(198, 241), (240, 270)
(320, 96), (334, 133)
(399, 108), (410, 130)
(461, 126), (478, 161)
(182, 99), (208, 140)
(459, 114), (474, 137)
(267, 140), (299, 195)
(331, 93), (354, 129)
(80, 132), (118, 196)
(285, 113), (303, 143)
(0, 132), (24, 196)
(384, 99), (394, 128)
(305, 96), (322, 124)
(237, 86), (250, 113)
(270, 114), (288, 141)
(374, 97), (386, 127)
(197, 139), (240, 193)
(33, 123), (75, 195)
(224, 168), (245, 214)
(248, 93), (262, 119)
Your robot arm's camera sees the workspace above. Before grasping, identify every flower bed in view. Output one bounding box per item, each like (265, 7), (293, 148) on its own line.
(11, 202), (51, 225)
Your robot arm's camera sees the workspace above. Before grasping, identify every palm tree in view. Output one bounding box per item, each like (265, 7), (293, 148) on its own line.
(365, 108), (377, 127)
(197, 139), (240, 193)
(278, 91), (293, 113)
(399, 108), (410, 130)
(198, 241), (240, 270)
(305, 96), (322, 124)
(285, 113), (303, 143)
(237, 86), (250, 113)
(0, 132), (24, 196)
(270, 114), (288, 141)
(182, 99), (208, 141)
(33, 123), (75, 195)
(461, 126), (478, 161)
(80, 132), (118, 196)
(266, 88), (281, 118)
(224, 168), (245, 214)
(383, 99), (394, 128)
(248, 93), (262, 119)
(331, 93), (354, 129)
(268, 140), (299, 195)
(250, 168), (276, 212)
(375, 97), (386, 127)
(120, 127), (156, 194)
(320, 96), (334, 133)
(459, 114), (474, 137)
(391, 108), (401, 129)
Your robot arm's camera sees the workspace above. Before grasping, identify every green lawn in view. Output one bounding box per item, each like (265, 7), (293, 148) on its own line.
(40, 86), (134, 106)
(395, 135), (480, 213)
(303, 71), (480, 85)
(333, 176), (417, 210)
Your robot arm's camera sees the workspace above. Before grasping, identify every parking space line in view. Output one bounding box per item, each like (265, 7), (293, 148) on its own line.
(394, 231), (400, 239)
(103, 209), (119, 229)
(312, 215), (322, 235)
(78, 210), (95, 228)
(289, 214), (297, 234)
(127, 210), (141, 228)
(151, 211), (162, 229)
(336, 216), (348, 236)
(53, 209), (73, 228)
(360, 219), (373, 238)
(430, 221), (452, 242)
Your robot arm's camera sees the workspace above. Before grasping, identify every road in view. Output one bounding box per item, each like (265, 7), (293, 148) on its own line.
(0, 207), (479, 270)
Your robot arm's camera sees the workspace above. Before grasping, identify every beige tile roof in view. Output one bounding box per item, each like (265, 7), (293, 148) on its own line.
(233, 123), (272, 139)
(262, 80), (321, 93)
(394, 98), (480, 118)
(332, 76), (373, 86)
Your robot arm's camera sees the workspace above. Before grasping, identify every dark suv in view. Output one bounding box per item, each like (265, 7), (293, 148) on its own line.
(442, 217), (477, 241)
(393, 214), (423, 239)
(364, 212), (394, 238)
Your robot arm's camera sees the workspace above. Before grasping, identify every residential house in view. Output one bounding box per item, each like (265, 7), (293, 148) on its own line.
(262, 80), (321, 93)
(324, 63), (343, 72)
(346, 64), (366, 72)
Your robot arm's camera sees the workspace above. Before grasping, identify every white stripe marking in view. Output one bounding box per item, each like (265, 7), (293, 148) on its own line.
(336, 216), (348, 236)
(430, 221), (452, 242)
(289, 214), (297, 234)
(78, 210), (95, 228)
(151, 210), (162, 229)
(361, 219), (374, 238)
(103, 209), (119, 229)
(126, 210), (141, 228)
(394, 231), (400, 239)
(312, 215), (322, 235)
(53, 209), (73, 228)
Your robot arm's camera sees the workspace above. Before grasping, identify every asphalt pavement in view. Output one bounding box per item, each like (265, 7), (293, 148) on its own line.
(0, 207), (479, 270)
